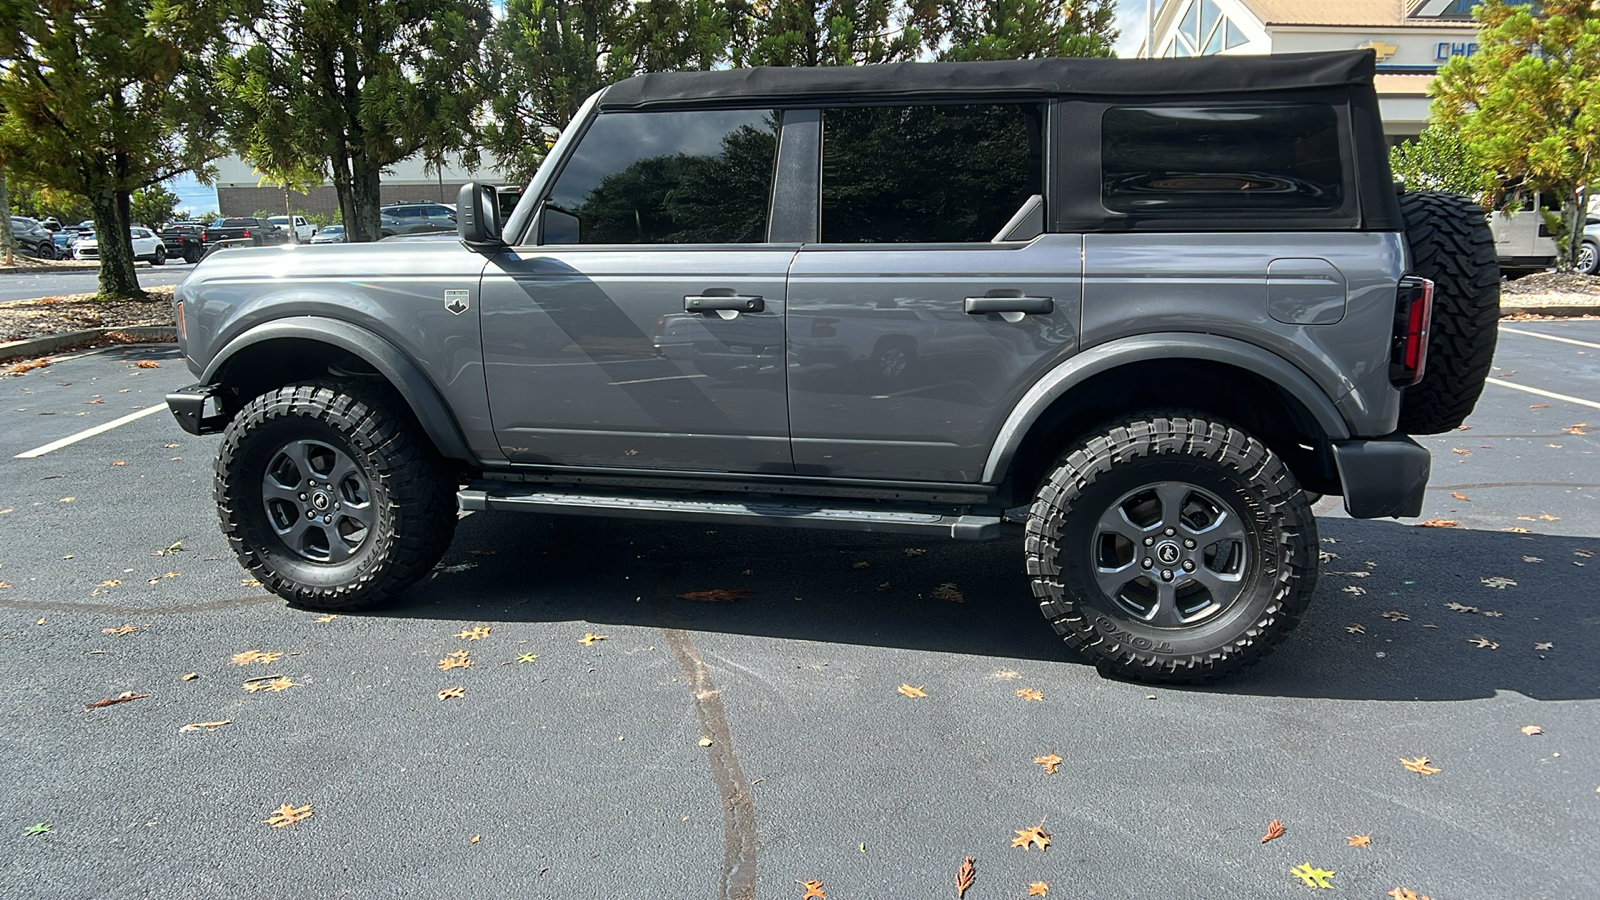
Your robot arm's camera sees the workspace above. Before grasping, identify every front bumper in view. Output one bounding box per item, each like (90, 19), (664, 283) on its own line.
(1331, 435), (1431, 519)
(166, 384), (229, 435)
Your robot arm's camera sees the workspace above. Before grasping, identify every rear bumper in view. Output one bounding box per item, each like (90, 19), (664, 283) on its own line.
(166, 384), (229, 435)
(1331, 434), (1431, 519)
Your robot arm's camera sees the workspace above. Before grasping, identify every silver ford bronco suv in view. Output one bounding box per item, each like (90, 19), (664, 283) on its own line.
(166, 50), (1500, 683)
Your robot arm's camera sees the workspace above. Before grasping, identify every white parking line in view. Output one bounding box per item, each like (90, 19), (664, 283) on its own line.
(1499, 326), (1600, 350)
(1483, 377), (1600, 411)
(13, 405), (170, 458)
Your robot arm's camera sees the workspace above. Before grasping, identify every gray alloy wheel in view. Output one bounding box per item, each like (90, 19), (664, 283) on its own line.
(1091, 481), (1248, 628)
(260, 439), (374, 564)
(151, 245), (165, 265)
(1579, 241), (1599, 276)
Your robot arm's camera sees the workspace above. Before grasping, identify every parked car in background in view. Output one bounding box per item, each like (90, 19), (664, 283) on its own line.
(53, 228), (78, 252)
(379, 202), (455, 237)
(309, 225), (345, 244)
(74, 226), (167, 264)
(1490, 192), (1560, 278)
(267, 215), (317, 243)
(39, 216), (62, 231)
(160, 224), (207, 263)
(9, 216), (59, 259)
(202, 217), (289, 248)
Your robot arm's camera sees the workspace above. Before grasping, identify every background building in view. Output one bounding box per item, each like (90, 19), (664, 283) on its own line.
(1141, 0), (1484, 141)
(213, 153), (506, 219)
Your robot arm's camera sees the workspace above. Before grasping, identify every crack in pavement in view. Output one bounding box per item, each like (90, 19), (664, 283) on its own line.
(651, 563), (757, 900)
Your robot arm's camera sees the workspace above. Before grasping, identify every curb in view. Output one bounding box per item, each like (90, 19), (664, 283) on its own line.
(0, 264), (102, 275)
(1501, 304), (1600, 318)
(0, 325), (176, 363)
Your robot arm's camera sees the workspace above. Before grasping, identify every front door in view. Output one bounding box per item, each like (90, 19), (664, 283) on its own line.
(480, 107), (795, 474)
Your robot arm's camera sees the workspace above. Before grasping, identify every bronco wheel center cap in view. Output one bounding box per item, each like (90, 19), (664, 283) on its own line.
(1155, 541), (1182, 565)
(311, 492), (331, 511)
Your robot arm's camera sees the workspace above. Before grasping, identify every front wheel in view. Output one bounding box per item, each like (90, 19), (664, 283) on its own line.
(1025, 413), (1317, 683)
(1579, 241), (1599, 276)
(151, 246), (165, 265)
(215, 381), (458, 611)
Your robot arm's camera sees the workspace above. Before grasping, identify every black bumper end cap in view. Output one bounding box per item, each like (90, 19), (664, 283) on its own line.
(166, 384), (227, 435)
(1331, 434), (1431, 519)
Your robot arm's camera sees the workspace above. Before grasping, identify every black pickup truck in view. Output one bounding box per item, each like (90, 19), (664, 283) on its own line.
(201, 217), (289, 253)
(159, 224), (207, 264)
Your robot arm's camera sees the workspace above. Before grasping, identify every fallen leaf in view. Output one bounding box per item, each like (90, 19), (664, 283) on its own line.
(898, 683), (928, 699)
(1564, 426), (1587, 435)
(262, 677), (297, 692)
(1400, 756), (1440, 775)
(314, 614), (336, 622)
(1012, 825), (1050, 851)
(134, 360), (160, 369)
(876, 581), (893, 592)
(679, 588), (754, 602)
(1388, 889), (1434, 900)
(1347, 834), (1371, 848)
(1444, 602), (1478, 613)
(1261, 819), (1285, 844)
(241, 578), (261, 587)
(264, 803), (313, 828)
(1521, 725), (1543, 736)
(1290, 863), (1335, 889)
(1451, 448), (1471, 455)
(111, 460), (126, 466)
(903, 548), (925, 557)
(1533, 642), (1553, 650)
(517, 653), (538, 663)
(1382, 611), (1410, 621)
(97, 579), (121, 587)
(154, 540), (184, 556)
(1318, 550), (1337, 563)
(1538, 512), (1560, 521)
(1415, 519), (1458, 527)
(697, 737), (713, 747)
(455, 625), (492, 641)
(1016, 688), (1044, 702)
(59, 496), (75, 503)
(1341, 585), (1367, 598)
(1503, 526), (1531, 533)
(579, 632), (607, 646)
(1346, 623), (1366, 634)
(1479, 609), (1503, 618)
(470, 834), (480, 844)
(797, 880), (826, 899)
(1450, 492), (1469, 501)
(1034, 752), (1062, 775)
(1529, 403), (1549, 408)
(1027, 883), (1049, 897)
(1577, 550), (1596, 559)
(931, 582), (964, 602)
(1481, 576), (1517, 589)
(84, 691), (148, 709)
(230, 650), (281, 665)
(23, 823), (51, 836)
(956, 856), (976, 899)
(1523, 556), (1543, 563)
(102, 625), (138, 636)
(438, 687), (465, 700)
(1467, 636), (1499, 649)
(179, 720), (230, 732)
(852, 561), (870, 569)
(438, 655), (474, 670)
(181, 672), (199, 681)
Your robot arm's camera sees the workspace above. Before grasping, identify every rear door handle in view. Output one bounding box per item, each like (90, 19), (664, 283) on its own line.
(964, 296), (1054, 315)
(685, 294), (765, 313)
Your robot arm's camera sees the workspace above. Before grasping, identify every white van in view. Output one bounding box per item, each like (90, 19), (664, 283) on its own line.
(1489, 193), (1559, 277)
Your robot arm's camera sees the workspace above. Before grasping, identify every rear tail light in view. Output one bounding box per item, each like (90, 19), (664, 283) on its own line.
(1389, 276), (1434, 387)
(242, 229), (250, 239)
(176, 301), (185, 343)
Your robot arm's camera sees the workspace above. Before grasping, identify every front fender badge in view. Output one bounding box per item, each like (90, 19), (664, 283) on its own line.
(444, 290), (470, 315)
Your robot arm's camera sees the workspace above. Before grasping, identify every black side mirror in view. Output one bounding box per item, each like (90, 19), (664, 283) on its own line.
(457, 182), (502, 248)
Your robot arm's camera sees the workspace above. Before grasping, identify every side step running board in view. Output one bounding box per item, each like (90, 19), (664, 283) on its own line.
(458, 484), (1002, 541)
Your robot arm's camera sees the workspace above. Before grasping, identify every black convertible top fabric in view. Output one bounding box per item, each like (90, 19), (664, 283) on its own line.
(598, 51), (1375, 109)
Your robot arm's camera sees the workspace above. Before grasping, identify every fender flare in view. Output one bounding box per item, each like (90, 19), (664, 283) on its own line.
(981, 333), (1352, 483)
(202, 316), (475, 463)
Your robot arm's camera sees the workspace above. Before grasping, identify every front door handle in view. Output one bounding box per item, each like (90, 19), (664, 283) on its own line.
(685, 294), (765, 313)
(964, 296), (1054, 315)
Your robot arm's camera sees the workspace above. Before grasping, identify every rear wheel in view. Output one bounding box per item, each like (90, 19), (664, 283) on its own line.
(1026, 412), (1317, 683)
(1396, 191), (1500, 434)
(215, 380), (458, 611)
(35, 241), (56, 260)
(1579, 241), (1599, 276)
(151, 246), (165, 265)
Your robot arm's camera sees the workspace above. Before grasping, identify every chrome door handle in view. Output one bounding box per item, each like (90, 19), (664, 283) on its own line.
(685, 294), (765, 313)
(964, 296), (1054, 315)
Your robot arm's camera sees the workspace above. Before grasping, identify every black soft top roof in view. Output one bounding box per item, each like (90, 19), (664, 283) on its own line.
(598, 51), (1375, 109)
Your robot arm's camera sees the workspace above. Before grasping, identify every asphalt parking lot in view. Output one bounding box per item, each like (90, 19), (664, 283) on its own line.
(0, 264), (195, 304)
(2, 322), (1596, 899)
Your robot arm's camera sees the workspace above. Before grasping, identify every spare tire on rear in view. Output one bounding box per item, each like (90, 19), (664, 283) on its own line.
(1396, 191), (1501, 434)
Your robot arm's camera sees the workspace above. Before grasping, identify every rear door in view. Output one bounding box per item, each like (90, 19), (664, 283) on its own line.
(480, 107), (796, 473)
(787, 102), (1081, 482)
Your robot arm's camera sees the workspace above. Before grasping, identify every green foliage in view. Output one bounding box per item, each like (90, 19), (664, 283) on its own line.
(131, 185), (181, 229)
(738, 0), (921, 66)
(219, 1), (492, 241)
(7, 180), (94, 224)
(0, 0), (228, 296)
(1389, 127), (1489, 197)
(1431, 0), (1600, 270)
(921, 0), (1118, 61)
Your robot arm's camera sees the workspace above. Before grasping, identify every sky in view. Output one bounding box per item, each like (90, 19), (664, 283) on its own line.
(166, 1), (1153, 212)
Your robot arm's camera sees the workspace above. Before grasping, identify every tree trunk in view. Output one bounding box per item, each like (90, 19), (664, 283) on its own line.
(343, 156), (383, 243)
(90, 189), (142, 298)
(0, 175), (13, 267)
(1562, 186), (1588, 272)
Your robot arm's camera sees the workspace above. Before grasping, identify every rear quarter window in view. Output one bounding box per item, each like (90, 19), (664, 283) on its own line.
(1101, 105), (1343, 214)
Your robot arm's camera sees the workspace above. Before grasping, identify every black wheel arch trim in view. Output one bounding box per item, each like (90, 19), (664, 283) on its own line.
(982, 333), (1352, 483)
(199, 317), (476, 463)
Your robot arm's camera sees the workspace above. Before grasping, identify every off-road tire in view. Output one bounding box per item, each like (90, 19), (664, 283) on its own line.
(1397, 191), (1500, 434)
(215, 380), (457, 611)
(1025, 413), (1318, 684)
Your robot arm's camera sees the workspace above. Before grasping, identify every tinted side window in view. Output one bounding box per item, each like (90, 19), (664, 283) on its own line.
(1101, 105), (1343, 214)
(821, 104), (1042, 243)
(546, 109), (779, 244)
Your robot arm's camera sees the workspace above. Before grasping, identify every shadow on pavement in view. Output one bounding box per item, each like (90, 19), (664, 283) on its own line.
(372, 513), (1596, 703)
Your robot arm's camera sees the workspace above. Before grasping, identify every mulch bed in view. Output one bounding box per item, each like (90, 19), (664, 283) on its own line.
(0, 286), (176, 344)
(1500, 271), (1600, 296)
